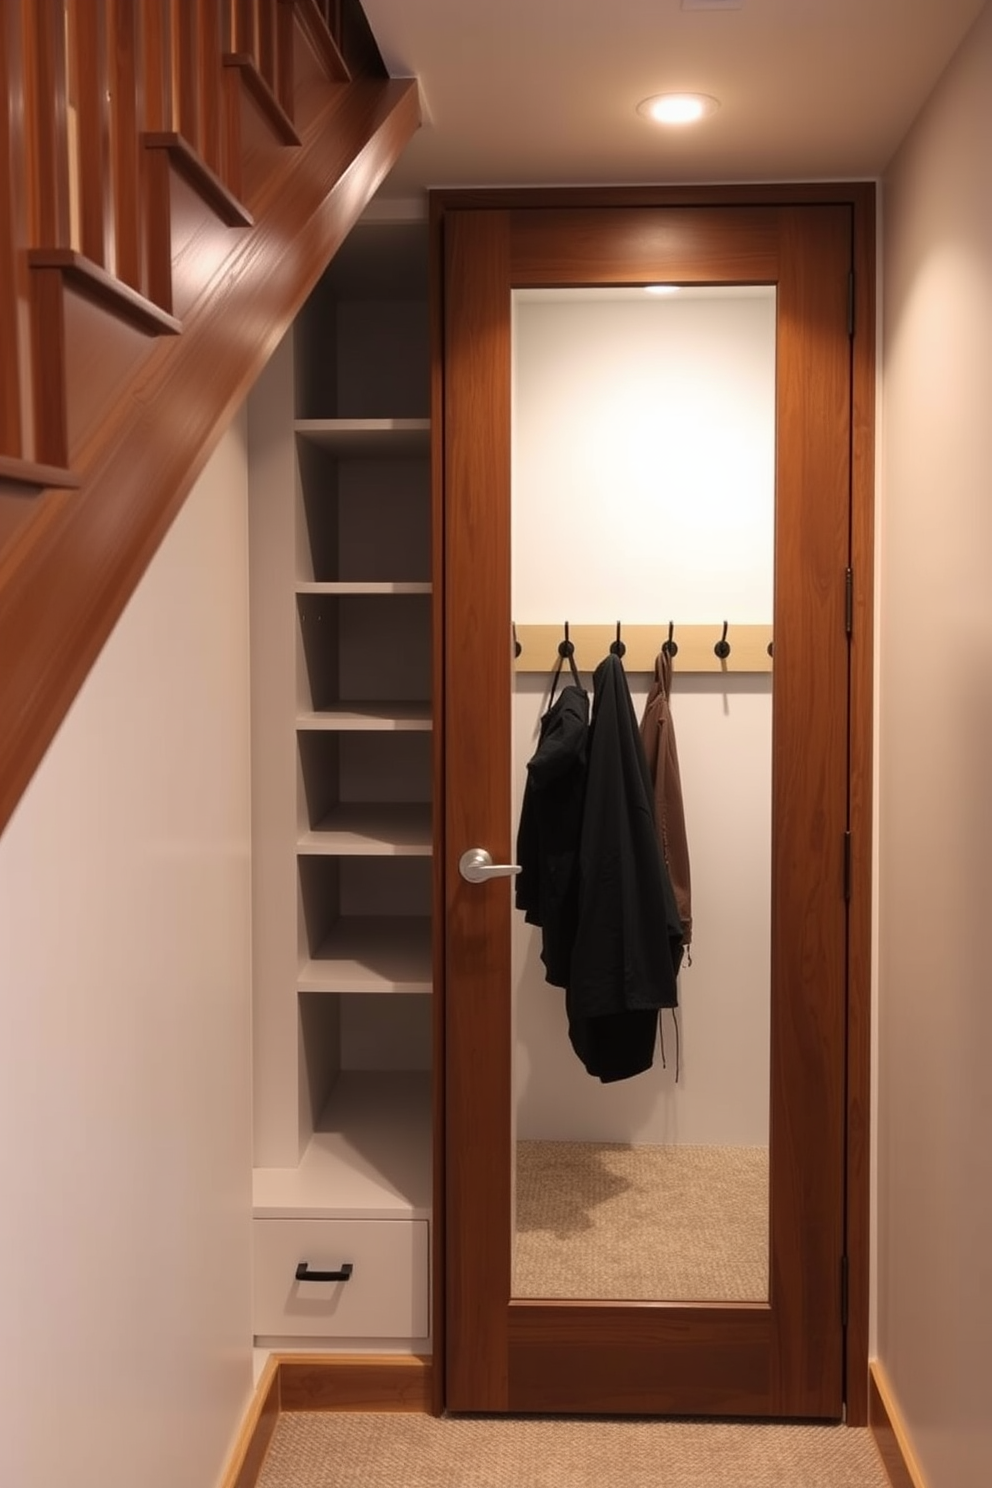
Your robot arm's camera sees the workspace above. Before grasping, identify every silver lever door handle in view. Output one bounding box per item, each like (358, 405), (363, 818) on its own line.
(459, 848), (522, 884)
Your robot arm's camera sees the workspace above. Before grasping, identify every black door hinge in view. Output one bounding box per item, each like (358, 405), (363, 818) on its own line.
(848, 271), (855, 337)
(840, 1253), (850, 1328)
(845, 567), (853, 636)
(843, 831), (852, 902)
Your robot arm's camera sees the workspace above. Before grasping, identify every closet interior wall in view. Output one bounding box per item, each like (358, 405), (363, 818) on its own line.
(247, 207), (433, 1354)
(512, 287), (775, 1152)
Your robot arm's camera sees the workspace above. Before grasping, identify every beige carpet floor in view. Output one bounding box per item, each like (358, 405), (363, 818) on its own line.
(515, 1141), (769, 1301)
(256, 1413), (890, 1487)
(257, 1144), (878, 1487)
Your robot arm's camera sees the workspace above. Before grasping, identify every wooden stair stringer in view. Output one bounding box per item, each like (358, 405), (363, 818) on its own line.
(0, 75), (420, 837)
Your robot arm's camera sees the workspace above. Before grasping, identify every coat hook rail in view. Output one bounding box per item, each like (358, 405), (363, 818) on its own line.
(512, 623), (774, 675)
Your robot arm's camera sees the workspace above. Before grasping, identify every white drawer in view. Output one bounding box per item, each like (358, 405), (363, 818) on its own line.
(253, 1217), (429, 1339)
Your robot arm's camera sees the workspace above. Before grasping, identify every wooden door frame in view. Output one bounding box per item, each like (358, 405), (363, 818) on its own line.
(428, 182), (875, 1426)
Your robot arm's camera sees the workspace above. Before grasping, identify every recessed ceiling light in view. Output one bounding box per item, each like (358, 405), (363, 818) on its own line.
(637, 93), (721, 126)
(644, 284), (680, 295)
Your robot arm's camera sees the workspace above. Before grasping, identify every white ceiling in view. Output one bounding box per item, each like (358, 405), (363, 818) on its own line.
(362, 0), (986, 198)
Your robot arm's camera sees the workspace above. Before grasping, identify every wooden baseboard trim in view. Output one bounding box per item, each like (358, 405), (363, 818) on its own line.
(218, 1353), (432, 1487)
(278, 1353), (433, 1412)
(869, 1360), (929, 1488)
(220, 1356), (282, 1488)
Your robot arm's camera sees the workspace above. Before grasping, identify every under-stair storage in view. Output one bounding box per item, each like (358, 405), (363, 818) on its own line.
(248, 208), (432, 1350)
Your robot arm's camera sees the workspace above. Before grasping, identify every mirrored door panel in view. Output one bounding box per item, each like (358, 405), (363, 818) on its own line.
(511, 287), (775, 1304)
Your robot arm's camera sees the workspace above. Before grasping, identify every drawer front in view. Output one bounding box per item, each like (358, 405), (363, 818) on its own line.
(253, 1218), (429, 1339)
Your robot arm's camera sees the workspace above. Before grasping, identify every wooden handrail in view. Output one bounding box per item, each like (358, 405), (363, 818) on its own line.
(0, 0), (421, 834)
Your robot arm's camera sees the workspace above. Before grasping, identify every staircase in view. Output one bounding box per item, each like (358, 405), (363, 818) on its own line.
(0, 0), (419, 833)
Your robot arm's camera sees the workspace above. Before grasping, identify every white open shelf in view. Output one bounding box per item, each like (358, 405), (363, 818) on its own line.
(253, 1071), (432, 1220)
(297, 704), (432, 732)
(296, 581), (432, 595)
(294, 418), (430, 456)
(299, 915), (433, 993)
(298, 803), (433, 856)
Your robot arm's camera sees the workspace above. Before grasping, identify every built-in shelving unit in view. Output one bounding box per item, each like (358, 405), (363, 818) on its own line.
(253, 1071), (432, 1221)
(247, 208), (432, 1348)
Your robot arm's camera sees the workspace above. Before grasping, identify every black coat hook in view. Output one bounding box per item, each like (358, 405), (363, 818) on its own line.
(714, 620), (731, 661)
(662, 620), (678, 659)
(610, 620), (626, 658)
(512, 622), (522, 658)
(558, 620), (574, 659)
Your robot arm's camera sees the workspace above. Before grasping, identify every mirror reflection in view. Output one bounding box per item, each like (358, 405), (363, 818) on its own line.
(510, 286), (776, 1303)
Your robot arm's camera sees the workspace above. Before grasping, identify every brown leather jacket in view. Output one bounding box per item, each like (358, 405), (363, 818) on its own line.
(638, 649), (692, 946)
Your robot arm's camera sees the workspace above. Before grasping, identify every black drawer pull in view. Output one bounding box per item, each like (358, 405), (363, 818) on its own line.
(295, 1261), (354, 1283)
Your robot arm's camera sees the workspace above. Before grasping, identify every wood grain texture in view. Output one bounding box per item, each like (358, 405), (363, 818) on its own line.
(198, 0), (225, 177)
(0, 1), (22, 455)
(442, 208), (513, 1412)
(869, 1362), (928, 1488)
(143, 142), (175, 312)
(276, 1), (295, 116)
(257, 0), (277, 91)
(222, 52), (244, 200)
(231, 0), (257, 55)
(437, 192), (867, 1419)
(278, 1354), (432, 1412)
(0, 455), (78, 490)
(433, 184), (883, 213)
(510, 206), (779, 286)
(845, 183), (877, 1429)
(428, 190), (447, 1419)
(23, 0), (70, 247)
(0, 73), (420, 836)
(513, 624), (774, 675)
(508, 1304), (774, 1416)
(174, 5), (201, 152)
(109, 0), (143, 292)
(141, 0), (173, 133)
(28, 264), (68, 466)
(69, 0), (113, 269)
(767, 203), (850, 1419)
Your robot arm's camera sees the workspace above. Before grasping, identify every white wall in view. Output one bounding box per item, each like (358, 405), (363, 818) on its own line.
(878, 4), (992, 1484)
(512, 290), (774, 1145)
(0, 417), (254, 1488)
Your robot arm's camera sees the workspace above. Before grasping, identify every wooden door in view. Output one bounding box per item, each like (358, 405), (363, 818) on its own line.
(439, 201), (853, 1418)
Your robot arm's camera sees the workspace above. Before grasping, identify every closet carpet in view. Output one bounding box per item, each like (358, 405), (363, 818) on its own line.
(255, 1414), (890, 1488)
(514, 1140), (769, 1301)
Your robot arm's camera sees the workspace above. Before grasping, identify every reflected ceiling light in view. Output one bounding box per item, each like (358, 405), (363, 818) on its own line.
(644, 284), (680, 295)
(637, 93), (720, 125)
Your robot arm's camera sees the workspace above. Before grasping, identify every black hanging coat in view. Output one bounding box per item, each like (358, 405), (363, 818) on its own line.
(515, 683), (589, 989)
(566, 653), (684, 1083)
